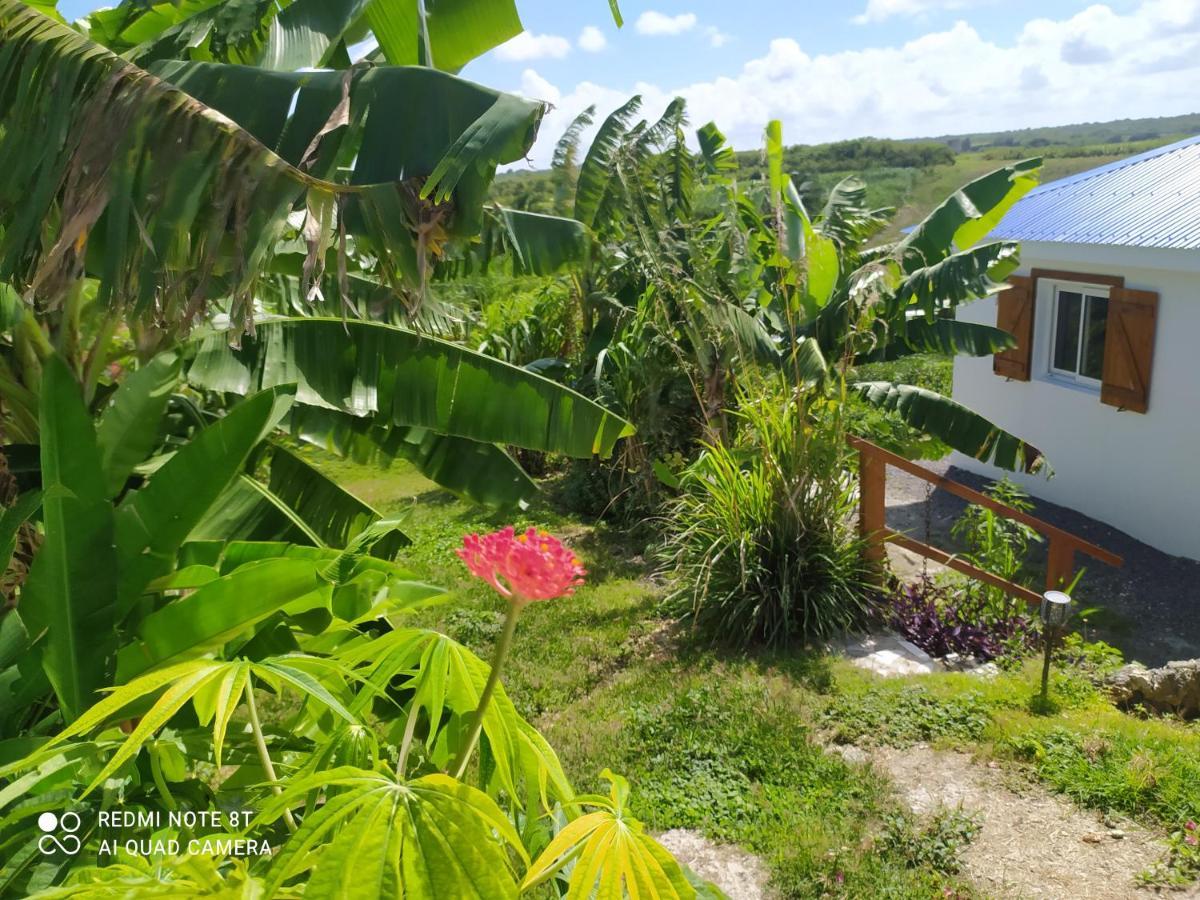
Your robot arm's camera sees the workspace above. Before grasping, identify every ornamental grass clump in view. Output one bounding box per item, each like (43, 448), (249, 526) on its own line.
(660, 394), (875, 647)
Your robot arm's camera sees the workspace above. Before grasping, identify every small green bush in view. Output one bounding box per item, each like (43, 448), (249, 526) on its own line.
(878, 808), (981, 875)
(660, 395), (874, 646)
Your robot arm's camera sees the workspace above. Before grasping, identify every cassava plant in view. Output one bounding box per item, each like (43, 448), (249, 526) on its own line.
(1, 523), (711, 899)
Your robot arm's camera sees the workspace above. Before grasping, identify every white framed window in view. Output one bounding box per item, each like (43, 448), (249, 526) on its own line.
(1047, 281), (1109, 388)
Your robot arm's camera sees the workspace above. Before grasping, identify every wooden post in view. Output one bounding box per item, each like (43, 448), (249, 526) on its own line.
(859, 448), (887, 575)
(1045, 537), (1074, 591)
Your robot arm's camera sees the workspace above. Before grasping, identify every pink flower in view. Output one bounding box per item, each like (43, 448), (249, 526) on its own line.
(1185, 834), (1198, 847)
(1186, 821), (1197, 831)
(457, 527), (585, 604)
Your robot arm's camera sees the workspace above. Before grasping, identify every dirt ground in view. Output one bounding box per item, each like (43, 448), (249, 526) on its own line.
(871, 744), (1195, 900)
(885, 460), (1200, 666)
(657, 828), (772, 900)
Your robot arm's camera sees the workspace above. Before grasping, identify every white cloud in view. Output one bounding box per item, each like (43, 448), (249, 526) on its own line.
(705, 26), (731, 47)
(578, 25), (607, 52)
(518, 69), (561, 105)
(853, 0), (979, 25)
(494, 31), (571, 62)
(508, 0), (1200, 170)
(635, 11), (698, 36)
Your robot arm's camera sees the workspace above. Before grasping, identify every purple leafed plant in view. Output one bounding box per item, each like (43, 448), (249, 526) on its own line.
(886, 578), (1040, 662)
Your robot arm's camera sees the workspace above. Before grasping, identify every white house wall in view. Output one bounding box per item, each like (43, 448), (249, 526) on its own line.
(951, 241), (1200, 560)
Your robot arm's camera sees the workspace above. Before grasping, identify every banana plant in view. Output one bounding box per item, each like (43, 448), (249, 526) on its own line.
(478, 104), (1048, 500)
(1, 353), (446, 730)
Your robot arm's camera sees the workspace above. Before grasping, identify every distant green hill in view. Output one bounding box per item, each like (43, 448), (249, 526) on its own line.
(915, 111), (1200, 152)
(492, 111), (1200, 235)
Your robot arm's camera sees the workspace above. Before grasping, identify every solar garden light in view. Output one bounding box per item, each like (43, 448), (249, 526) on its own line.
(1039, 590), (1073, 703)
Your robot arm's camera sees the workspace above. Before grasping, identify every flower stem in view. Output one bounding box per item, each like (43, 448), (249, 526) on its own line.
(452, 602), (522, 780)
(244, 682), (297, 833)
(396, 701), (421, 779)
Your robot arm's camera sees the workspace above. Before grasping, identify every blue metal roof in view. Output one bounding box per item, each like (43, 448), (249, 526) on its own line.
(989, 134), (1200, 250)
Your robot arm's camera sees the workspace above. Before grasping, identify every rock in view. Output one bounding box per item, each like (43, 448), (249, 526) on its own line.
(827, 744), (869, 765)
(1107, 659), (1200, 718)
(841, 632), (940, 677)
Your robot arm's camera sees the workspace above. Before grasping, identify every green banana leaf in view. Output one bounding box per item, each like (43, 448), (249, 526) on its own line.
(290, 407), (538, 510)
(574, 95), (642, 227)
(189, 445), (412, 553)
(0, 2), (543, 329)
(113, 386), (296, 619)
(257, 768), (526, 898)
(19, 356), (117, 722)
(852, 381), (1045, 473)
(95, 351), (182, 498)
(184, 318), (634, 458)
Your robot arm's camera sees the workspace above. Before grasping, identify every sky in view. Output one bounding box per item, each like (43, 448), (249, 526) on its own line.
(59, 0), (1200, 168)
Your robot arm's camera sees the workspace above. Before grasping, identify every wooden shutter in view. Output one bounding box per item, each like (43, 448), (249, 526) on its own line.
(993, 275), (1034, 381)
(1101, 287), (1158, 413)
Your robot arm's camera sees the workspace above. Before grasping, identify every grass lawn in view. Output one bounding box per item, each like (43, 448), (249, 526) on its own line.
(311, 452), (1200, 897)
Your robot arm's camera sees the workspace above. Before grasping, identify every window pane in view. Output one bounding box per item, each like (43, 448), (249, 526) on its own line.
(1053, 290), (1082, 373)
(1081, 295), (1108, 380)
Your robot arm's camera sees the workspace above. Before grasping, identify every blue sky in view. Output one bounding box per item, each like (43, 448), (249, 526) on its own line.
(58, 0), (1200, 166)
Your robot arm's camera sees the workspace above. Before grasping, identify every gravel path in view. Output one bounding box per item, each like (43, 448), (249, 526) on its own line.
(871, 744), (1192, 900)
(884, 460), (1200, 666)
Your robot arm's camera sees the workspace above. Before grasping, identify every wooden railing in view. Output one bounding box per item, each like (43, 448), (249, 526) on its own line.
(850, 435), (1123, 605)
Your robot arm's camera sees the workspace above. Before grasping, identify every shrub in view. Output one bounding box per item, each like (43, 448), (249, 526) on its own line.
(877, 808), (981, 875)
(887, 577), (1039, 662)
(951, 478), (1043, 620)
(660, 394), (875, 647)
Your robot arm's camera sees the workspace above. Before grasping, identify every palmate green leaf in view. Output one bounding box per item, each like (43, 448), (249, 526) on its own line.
(523, 770), (695, 900)
(256, 768), (526, 898)
(439, 204), (590, 279)
(1, 656), (359, 796)
(900, 158), (1040, 264)
(851, 381), (1046, 474)
(185, 318), (633, 458)
(291, 406), (539, 510)
(575, 95), (642, 227)
(21, 856), (291, 898)
(339, 628), (573, 808)
(113, 385), (295, 620)
(20, 356), (117, 723)
(95, 351), (181, 498)
(552, 105), (595, 209)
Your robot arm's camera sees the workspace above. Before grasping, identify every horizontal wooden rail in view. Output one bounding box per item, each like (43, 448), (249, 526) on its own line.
(849, 435), (1123, 604)
(885, 531), (1043, 606)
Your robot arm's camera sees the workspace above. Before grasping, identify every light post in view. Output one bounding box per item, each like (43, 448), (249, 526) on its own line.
(1039, 590), (1072, 704)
